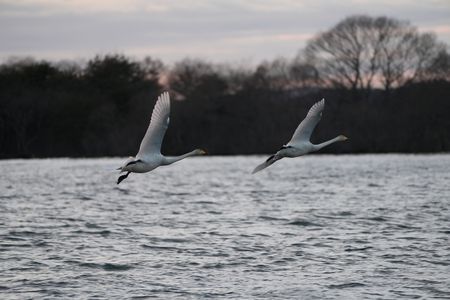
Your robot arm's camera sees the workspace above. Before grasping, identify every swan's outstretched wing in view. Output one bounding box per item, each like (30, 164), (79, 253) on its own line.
(137, 92), (170, 158)
(287, 99), (325, 146)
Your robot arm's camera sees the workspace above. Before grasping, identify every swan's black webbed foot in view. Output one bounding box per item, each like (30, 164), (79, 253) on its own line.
(117, 172), (130, 184)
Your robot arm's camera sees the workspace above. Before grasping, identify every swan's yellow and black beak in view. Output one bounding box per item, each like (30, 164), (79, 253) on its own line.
(199, 149), (207, 155)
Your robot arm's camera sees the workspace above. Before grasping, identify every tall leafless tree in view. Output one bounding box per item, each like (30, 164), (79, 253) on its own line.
(422, 48), (450, 81)
(304, 15), (446, 96)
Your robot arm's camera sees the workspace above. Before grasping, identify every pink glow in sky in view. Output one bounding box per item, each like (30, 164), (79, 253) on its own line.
(1, 0), (449, 64)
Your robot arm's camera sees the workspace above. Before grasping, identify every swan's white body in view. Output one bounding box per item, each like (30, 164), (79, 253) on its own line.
(252, 99), (347, 174)
(117, 92), (205, 183)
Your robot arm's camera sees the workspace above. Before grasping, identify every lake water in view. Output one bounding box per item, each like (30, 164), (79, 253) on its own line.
(0, 155), (449, 299)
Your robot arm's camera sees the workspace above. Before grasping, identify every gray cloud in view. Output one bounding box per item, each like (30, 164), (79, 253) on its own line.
(0, 0), (449, 64)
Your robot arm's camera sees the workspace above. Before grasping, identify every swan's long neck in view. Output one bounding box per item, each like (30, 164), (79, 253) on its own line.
(162, 150), (199, 165)
(312, 136), (343, 152)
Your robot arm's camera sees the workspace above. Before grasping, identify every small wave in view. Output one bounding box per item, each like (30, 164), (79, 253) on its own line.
(366, 216), (388, 222)
(273, 257), (296, 264)
(396, 236), (425, 241)
(287, 219), (322, 227)
(115, 187), (130, 194)
(253, 233), (271, 237)
(313, 213), (342, 220)
(141, 244), (181, 251)
(204, 251), (230, 258)
(33, 240), (49, 247)
(202, 261), (242, 269)
(193, 200), (215, 204)
(391, 223), (418, 229)
(148, 237), (190, 243)
(0, 243), (32, 248)
(344, 246), (373, 252)
(201, 263), (227, 269)
(290, 242), (306, 247)
(79, 262), (133, 271)
(258, 216), (289, 222)
(337, 211), (354, 216)
(84, 222), (103, 229)
(167, 192), (191, 196)
(8, 230), (41, 236)
(232, 246), (262, 252)
(424, 259), (450, 266)
(102, 263), (133, 271)
(201, 291), (235, 297)
(246, 264), (270, 272)
(72, 229), (111, 236)
(328, 282), (366, 289)
(2, 236), (27, 241)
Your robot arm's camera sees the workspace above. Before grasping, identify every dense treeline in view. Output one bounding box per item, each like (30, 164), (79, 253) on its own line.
(1, 15), (449, 158)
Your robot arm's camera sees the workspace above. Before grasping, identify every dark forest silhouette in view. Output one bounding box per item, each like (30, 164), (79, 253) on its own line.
(1, 15), (449, 158)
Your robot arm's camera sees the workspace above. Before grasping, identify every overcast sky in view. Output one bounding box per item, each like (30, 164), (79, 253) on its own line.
(1, 0), (449, 65)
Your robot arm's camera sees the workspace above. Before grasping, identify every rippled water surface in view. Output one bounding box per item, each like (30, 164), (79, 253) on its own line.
(1, 155), (449, 299)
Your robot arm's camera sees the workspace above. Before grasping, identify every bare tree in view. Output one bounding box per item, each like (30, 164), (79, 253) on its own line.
(167, 59), (230, 100)
(289, 60), (319, 89)
(243, 59), (288, 92)
(377, 28), (445, 91)
(141, 56), (165, 81)
(304, 15), (446, 95)
(304, 16), (377, 94)
(422, 48), (450, 81)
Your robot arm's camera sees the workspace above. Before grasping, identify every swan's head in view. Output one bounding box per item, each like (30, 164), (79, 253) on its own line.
(338, 135), (349, 141)
(194, 149), (207, 155)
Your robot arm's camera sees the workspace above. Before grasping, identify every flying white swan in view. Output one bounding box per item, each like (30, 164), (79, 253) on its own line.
(117, 92), (206, 184)
(252, 99), (347, 174)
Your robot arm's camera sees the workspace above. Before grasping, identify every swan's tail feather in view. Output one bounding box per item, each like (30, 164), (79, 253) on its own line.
(252, 155), (281, 174)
